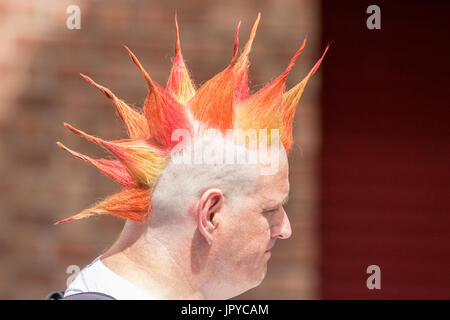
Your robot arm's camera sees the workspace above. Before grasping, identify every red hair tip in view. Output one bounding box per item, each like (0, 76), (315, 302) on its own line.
(80, 73), (94, 85)
(231, 21), (241, 64)
(311, 44), (330, 76)
(123, 45), (135, 61)
(63, 122), (75, 131)
(63, 123), (87, 139)
(174, 13), (180, 54)
(54, 217), (74, 225)
(79, 72), (89, 80)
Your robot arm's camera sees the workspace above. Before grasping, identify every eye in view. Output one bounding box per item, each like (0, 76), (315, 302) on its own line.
(262, 207), (279, 215)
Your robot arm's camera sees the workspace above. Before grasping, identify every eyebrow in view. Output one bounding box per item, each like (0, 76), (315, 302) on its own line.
(263, 194), (290, 211)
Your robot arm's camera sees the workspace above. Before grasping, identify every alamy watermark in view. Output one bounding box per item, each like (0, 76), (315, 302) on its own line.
(366, 264), (381, 290)
(66, 264), (80, 287)
(66, 5), (81, 30)
(366, 5), (381, 30)
(170, 128), (282, 176)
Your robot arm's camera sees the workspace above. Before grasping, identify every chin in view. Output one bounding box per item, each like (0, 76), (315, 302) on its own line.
(261, 263), (268, 280)
(224, 266), (268, 298)
(253, 262), (269, 287)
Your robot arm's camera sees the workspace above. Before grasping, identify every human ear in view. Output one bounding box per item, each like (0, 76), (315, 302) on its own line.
(197, 188), (223, 245)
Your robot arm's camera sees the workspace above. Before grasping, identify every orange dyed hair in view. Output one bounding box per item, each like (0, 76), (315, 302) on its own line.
(55, 13), (328, 224)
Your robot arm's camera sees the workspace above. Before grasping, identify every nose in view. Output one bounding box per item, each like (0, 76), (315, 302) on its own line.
(272, 207), (292, 240)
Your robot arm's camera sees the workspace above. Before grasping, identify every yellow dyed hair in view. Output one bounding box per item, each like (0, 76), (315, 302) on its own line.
(55, 13), (328, 224)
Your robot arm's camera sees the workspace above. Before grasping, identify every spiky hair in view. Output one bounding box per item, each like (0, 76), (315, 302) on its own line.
(55, 14), (328, 225)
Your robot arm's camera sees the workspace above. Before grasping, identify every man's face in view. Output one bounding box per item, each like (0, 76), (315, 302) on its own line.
(210, 152), (292, 297)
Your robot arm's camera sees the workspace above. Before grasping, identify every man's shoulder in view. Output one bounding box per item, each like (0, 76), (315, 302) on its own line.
(64, 256), (107, 297)
(63, 255), (158, 300)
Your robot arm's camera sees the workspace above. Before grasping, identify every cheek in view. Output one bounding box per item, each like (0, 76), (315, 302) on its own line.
(224, 213), (271, 257)
(213, 211), (271, 284)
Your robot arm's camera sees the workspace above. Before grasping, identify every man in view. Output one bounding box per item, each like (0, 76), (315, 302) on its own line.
(57, 14), (327, 299)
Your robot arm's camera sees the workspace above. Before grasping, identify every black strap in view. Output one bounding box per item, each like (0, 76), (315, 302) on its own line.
(45, 291), (65, 300)
(45, 291), (116, 300)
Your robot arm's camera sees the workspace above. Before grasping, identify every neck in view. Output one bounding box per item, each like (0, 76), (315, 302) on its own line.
(101, 223), (207, 299)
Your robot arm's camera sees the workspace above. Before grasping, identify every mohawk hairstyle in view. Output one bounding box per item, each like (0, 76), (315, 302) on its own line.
(55, 13), (328, 225)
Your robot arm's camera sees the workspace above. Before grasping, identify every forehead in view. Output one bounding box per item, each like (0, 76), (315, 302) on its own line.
(254, 152), (289, 205)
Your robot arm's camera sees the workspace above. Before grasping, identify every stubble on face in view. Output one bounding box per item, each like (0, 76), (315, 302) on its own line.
(215, 152), (290, 290)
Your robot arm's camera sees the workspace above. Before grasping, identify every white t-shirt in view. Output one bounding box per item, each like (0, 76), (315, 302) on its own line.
(64, 256), (158, 300)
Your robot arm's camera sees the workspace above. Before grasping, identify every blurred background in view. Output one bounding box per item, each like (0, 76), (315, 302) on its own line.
(0, 0), (448, 299)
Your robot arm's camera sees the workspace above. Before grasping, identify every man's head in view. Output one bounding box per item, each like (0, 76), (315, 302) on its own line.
(55, 13), (326, 298)
(193, 146), (291, 298)
(145, 135), (291, 298)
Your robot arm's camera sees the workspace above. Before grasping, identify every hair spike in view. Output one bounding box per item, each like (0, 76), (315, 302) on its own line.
(57, 142), (135, 186)
(57, 15), (327, 224)
(230, 21), (241, 65)
(174, 12), (181, 55)
(188, 66), (235, 132)
(237, 13), (260, 66)
(256, 37), (307, 97)
(63, 123), (168, 187)
(79, 73), (149, 139)
(125, 46), (193, 149)
(311, 43), (330, 76)
(235, 38), (307, 132)
(233, 13), (261, 103)
(187, 24), (245, 132)
(281, 44), (329, 152)
(124, 45), (154, 90)
(166, 14), (196, 104)
(55, 187), (151, 224)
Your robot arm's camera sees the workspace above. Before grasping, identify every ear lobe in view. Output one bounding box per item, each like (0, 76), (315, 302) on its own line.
(197, 188), (223, 245)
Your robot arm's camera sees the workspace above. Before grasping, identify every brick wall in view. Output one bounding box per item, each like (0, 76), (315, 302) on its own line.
(0, 0), (321, 299)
